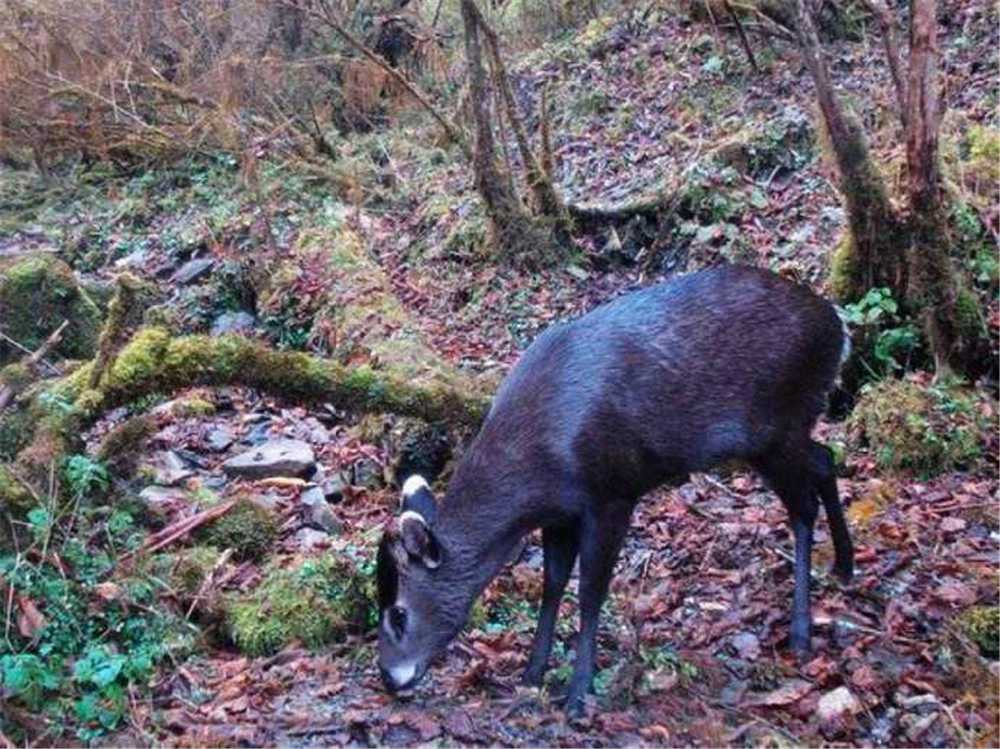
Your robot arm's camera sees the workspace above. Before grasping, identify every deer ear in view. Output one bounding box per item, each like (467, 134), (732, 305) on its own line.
(398, 511), (441, 568)
(400, 475), (438, 526)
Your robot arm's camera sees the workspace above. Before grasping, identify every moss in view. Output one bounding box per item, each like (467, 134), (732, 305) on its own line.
(107, 327), (172, 390)
(0, 464), (35, 554)
(828, 232), (860, 302)
(169, 396), (215, 418)
(196, 500), (279, 562)
(954, 285), (986, 341)
(0, 363), (32, 389)
(966, 126), (1000, 188)
(96, 415), (157, 478)
(161, 545), (223, 598)
(89, 273), (159, 388)
(0, 255), (102, 366)
(956, 606), (999, 659)
(848, 375), (990, 476)
(225, 553), (374, 656)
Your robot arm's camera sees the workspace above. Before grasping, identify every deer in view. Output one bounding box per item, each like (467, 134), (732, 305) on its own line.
(375, 265), (854, 716)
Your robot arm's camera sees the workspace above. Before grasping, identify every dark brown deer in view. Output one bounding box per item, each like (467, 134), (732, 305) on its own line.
(376, 265), (854, 715)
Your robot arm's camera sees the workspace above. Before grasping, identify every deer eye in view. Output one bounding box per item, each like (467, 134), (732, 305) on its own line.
(389, 605), (408, 638)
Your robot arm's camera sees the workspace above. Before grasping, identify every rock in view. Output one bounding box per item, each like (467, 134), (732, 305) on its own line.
(171, 257), (214, 285)
(732, 632), (761, 661)
(901, 712), (938, 743)
(137, 486), (187, 517)
(351, 458), (383, 489)
(247, 491), (284, 513)
(301, 487), (341, 534)
(897, 694), (940, 713)
(114, 249), (148, 269)
(321, 471), (351, 502)
(149, 450), (194, 486)
(205, 426), (235, 452)
(293, 527), (332, 552)
(210, 311), (256, 337)
(222, 439), (316, 480)
(817, 686), (862, 724)
(241, 419), (273, 446)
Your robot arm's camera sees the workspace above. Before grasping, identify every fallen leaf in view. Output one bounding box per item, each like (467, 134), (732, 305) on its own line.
(94, 582), (121, 602)
(933, 580), (977, 606)
(940, 517), (967, 533)
(816, 686), (861, 723)
(16, 594), (45, 639)
(744, 678), (813, 707)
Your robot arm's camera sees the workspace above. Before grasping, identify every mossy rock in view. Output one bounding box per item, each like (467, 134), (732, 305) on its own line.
(956, 605), (999, 659)
(96, 414), (157, 478)
(158, 545), (223, 598)
(225, 553), (374, 656)
(848, 376), (990, 476)
(169, 396), (216, 418)
(195, 500), (279, 562)
(0, 254), (102, 365)
(0, 464), (36, 554)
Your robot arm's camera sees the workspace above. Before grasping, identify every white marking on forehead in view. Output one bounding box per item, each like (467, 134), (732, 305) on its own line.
(398, 510), (426, 528)
(389, 662), (417, 686)
(401, 475), (429, 500)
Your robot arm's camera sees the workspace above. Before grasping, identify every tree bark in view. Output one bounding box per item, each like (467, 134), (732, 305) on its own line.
(459, 0), (537, 256)
(904, 0), (961, 376)
(466, 0), (568, 227)
(793, 0), (906, 302)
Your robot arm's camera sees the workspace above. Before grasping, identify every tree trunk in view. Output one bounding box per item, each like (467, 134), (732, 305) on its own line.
(460, 0), (538, 257)
(465, 0), (568, 229)
(904, 0), (962, 376)
(793, 0), (906, 303)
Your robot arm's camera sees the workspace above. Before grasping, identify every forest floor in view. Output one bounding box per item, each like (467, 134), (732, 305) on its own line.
(1, 1), (998, 746)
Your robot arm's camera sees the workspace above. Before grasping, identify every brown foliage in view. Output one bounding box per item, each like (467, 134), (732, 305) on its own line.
(0, 0), (338, 164)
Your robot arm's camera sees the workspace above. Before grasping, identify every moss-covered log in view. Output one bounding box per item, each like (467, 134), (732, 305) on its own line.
(53, 326), (490, 430)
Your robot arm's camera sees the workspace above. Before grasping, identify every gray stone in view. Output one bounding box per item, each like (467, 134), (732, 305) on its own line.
(210, 311), (256, 337)
(321, 471), (351, 502)
(301, 487), (340, 534)
(241, 420), (272, 446)
(205, 426), (235, 452)
(731, 632), (761, 661)
(817, 686), (861, 724)
(137, 486), (187, 517)
(221, 439), (316, 480)
(150, 450), (194, 486)
(351, 458), (383, 489)
(172, 257), (214, 284)
(248, 491), (284, 513)
(293, 527), (332, 552)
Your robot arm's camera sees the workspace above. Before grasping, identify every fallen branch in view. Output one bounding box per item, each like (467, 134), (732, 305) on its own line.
(60, 327), (491, 433)
(0, 320), (68, 412)
(124, 500), (237, 560)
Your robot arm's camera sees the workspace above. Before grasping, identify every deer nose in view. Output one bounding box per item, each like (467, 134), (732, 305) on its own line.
(380, 662), (418, 692)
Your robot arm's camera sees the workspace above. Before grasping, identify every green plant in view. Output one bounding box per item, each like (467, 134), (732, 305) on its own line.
(0, 508), (192, 742)
(848, 375), (991, 476)
(225, 552), (374, 656)
(843, 287), (920, 375)
(196, 500), (279, 562)
(62, 455), (111, 499)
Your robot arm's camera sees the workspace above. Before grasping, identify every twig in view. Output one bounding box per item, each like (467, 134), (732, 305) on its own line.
(722, 0), (760, 71)
(123, 501), (236, 561)
(289, 0), (470, 159)
(185, 547), (234, 620)
(0, 320), (69, 411)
